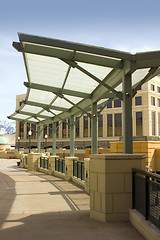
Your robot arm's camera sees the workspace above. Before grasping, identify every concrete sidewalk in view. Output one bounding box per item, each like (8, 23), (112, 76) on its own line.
(0, 159), (145, 240)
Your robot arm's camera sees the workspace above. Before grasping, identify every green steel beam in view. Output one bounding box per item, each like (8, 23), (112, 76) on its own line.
(91, 69), (122, 103)
(101, 92), (116, 99)
(136, 59), (160, 69)
(25, 100), (69, 112)
(24, 82), (91, 99)
(37, 126), (41, 153)
(8, 116), (37, 124)
(97, 98), (113, 114)
(70, 115), (74, 157)
(47, 109), (70, 125)
(62, 59), (123, 100)
(91, 102), (97, 154)
(13, 41), (123, 69)
(58, 93), (92, 118)
(18, 33), (133, 60)
(15, 39), (160, 69)
(52, 122), (56, 155)
(122, 71), (133, 154)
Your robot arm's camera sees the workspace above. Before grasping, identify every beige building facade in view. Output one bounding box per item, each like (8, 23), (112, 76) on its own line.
(15, 76), (160, 149)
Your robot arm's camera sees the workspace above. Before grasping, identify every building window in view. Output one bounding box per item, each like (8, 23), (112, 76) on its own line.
(152, 112), (155, 136)
(43, 125), (47, 138)
(56, 122), (59, 138)
(49, 123), (52, 138)
(83, 116), (88, 137)
(151, 96), (155, 106)
(107, 102), (112, 108)
(157, 86), (160, 93)
(107, 114), (113, 137)
(75, 117), (79, 138)
(19, 122), (24, 138)
(31, 124), (36, 139)
(136, 112), (143, 136)
(114, 113), (122, 136)
(114, 99), (121, 108)
(62, 120), (67, 138)
(151, 84), (155, 91)
(98, 115), (103, 137)
(158, 113), (160, 136)
(135, 96), (142, 106)
(158, 99), (160, 107)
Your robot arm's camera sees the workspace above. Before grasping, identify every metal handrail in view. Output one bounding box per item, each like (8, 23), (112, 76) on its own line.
(132, 168), (160, 230)
(55, 157), (65, 173)
(73, 160), (84, 181)
(132, 168), (160, 181)
(40, 156), (49, 169)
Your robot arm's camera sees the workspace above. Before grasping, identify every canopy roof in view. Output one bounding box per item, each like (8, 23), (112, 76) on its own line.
(8, 33), (160, 125)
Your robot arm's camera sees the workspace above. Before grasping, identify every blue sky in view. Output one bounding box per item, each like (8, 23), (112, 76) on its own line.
(1, 0), (160, 121)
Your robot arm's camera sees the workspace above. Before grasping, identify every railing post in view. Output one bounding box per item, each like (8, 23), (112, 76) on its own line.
(132, 169), (135, 209)
(145, 176), (150, 220)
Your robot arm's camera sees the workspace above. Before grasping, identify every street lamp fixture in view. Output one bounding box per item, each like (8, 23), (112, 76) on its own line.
(28, 130), (32, 153)
(17, 136), (20, 152)
(45, 134), (48, 152)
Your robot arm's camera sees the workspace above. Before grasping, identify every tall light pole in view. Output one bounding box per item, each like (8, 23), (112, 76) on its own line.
(45, 134), (48, 153)
(28, 130), (32, 153)
(17, 136), (20, 152)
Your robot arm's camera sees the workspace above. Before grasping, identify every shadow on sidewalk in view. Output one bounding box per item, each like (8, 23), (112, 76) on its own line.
(0, 172), (16, 229)
(0, 210), (145, 240)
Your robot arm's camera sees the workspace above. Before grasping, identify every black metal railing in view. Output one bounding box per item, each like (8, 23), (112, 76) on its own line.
(40, 157), (49, 169)
(132, 168), (160, 229)
(73, 160), (84, 181)
(25, 156), (28, 166)
(55, 158), (65, 173)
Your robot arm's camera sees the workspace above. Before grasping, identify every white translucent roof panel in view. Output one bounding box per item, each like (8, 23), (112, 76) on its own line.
(22, 104), (43, 114)
(53, 95), (82, 108)
(29, 118), (39, 122)
(64, 63), (111, 94)
(132, 69), (150, 86)
(25, 53), (69, 88)
(97, 98), (109, 105)
(52, 97), (72, 108)
(28, 89), (56, 104)
(63, 95), (82, 104)
(40, 111), (54, 117)
(37, 117), (46, 121)
(115, 83), (122, 92)
(14, 114), (29, 119)
(50, 110), (62, 115)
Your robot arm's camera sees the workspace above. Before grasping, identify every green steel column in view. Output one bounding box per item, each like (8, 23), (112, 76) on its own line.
(52, 122), (56, 155)
(122, 72), (133, 153)
(91, 102), (97, 154)
(70, 115), (74, 157)
(37, 126), (41, 153)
